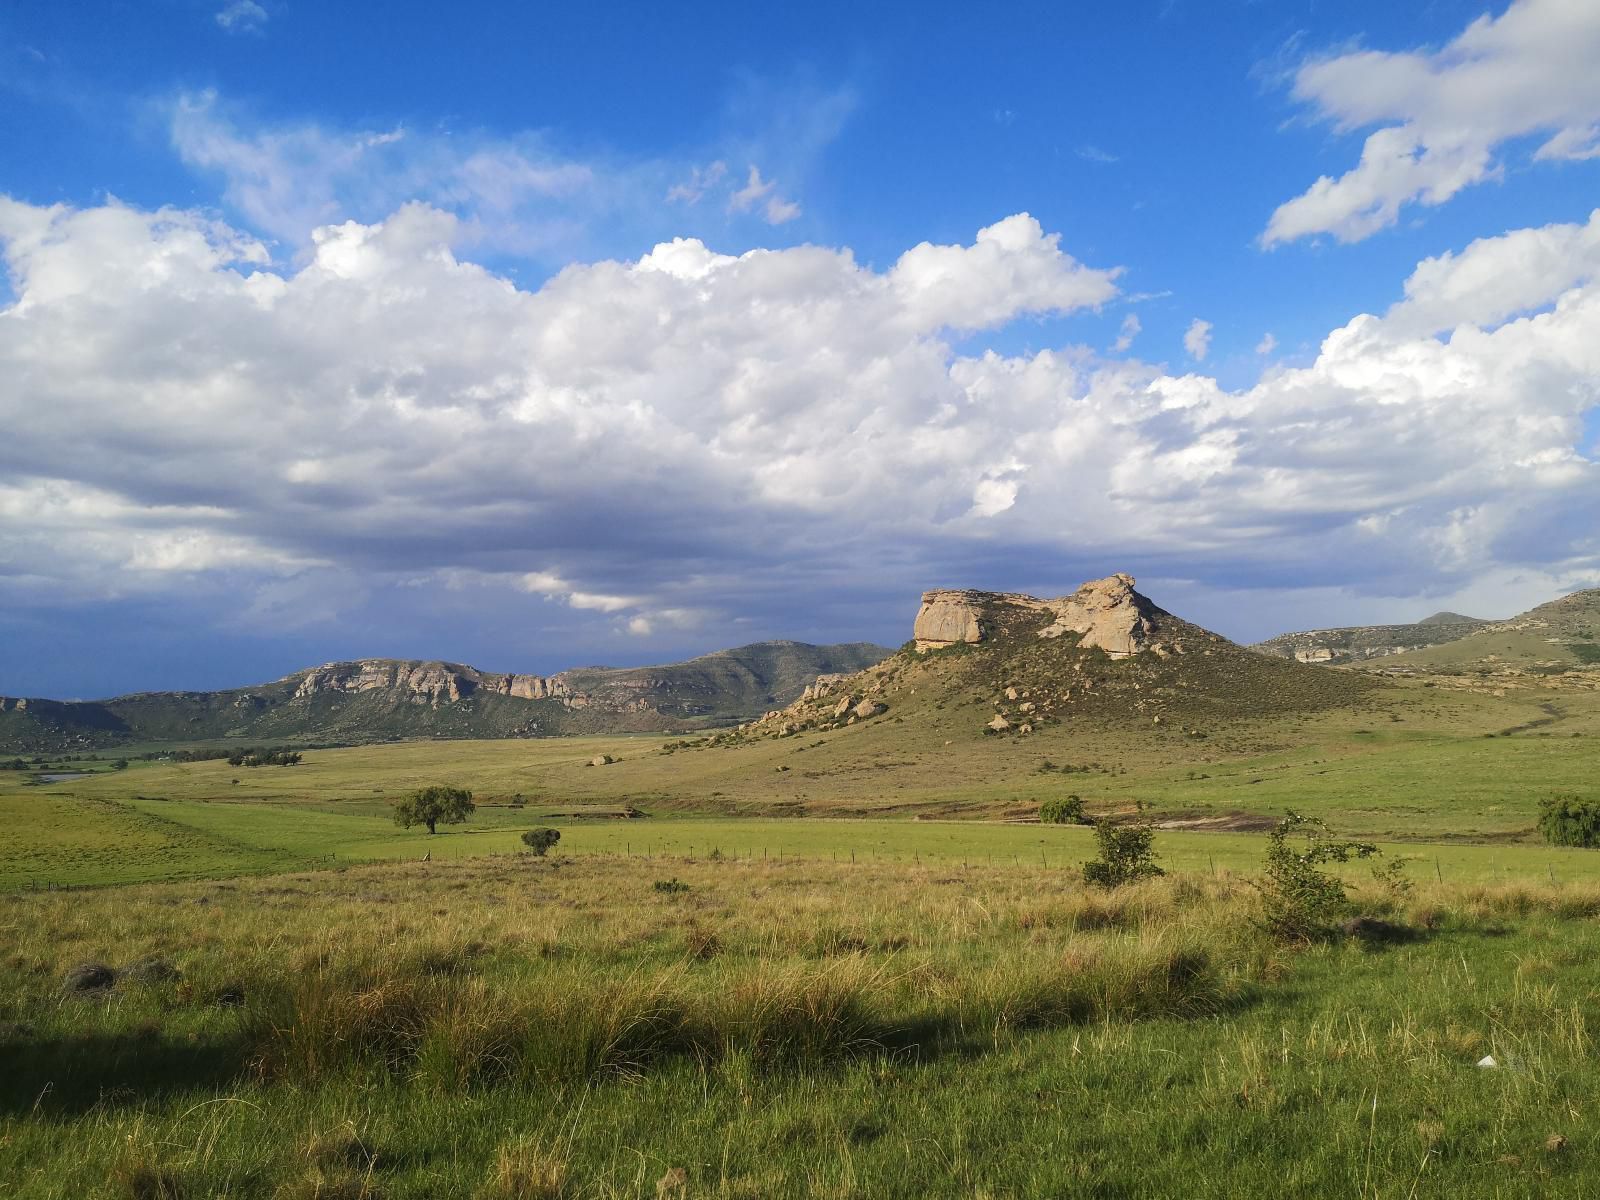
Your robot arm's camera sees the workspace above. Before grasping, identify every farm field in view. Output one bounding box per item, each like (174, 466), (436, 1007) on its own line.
(6, 854), (1600, 1198)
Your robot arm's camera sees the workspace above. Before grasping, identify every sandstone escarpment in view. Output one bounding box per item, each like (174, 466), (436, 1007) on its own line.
(913, 574), (1169, 658)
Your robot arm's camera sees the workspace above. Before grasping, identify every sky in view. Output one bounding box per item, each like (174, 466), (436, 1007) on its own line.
(2, 0), (1599, 698)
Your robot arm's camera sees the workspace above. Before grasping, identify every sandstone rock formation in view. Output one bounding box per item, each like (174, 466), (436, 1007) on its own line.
(913, 574), (1167, 658)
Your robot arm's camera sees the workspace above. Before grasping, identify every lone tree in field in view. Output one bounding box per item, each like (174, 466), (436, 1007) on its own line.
(392, 785), (475, 835)
(521, 827), (561, 856)
(1039, 794), (1087, 825)
(1256, 811), (1378, 942)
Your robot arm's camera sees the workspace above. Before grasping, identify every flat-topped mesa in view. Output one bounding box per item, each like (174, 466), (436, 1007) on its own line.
(913, 573), (1167, 659)
(289, 659), (579, 707)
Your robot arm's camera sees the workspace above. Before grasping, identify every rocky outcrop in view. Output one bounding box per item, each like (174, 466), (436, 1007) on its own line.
(914, 574), (1168, 659)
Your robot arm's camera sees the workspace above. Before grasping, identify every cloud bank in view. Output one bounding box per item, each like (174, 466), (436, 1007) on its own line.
(0, 198), (1596, 664)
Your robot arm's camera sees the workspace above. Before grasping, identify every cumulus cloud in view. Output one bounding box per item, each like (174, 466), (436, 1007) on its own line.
(1183, 318), (1212, 361)
(1111, 314), (1141, 353)
(1, 198), (1597, 663)
(1265, 0), (1600, 245)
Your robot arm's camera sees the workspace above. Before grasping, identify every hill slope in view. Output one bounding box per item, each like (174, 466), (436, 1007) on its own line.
(0, 640), (892, 752)
(1366, 589), (1600, 675)
(719, 575), (1377, 751)
(1253, 615), (1489, 665)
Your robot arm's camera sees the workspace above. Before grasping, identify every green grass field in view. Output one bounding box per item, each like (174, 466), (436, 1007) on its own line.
(6, 679), (1600, 1196)
(7, 855), (1600, 1197)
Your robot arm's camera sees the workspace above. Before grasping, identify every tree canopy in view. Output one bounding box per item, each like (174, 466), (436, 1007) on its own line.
(392, 785), (475, 835)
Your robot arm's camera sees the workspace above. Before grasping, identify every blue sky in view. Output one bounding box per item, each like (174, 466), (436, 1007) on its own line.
(2, 0), (1599, 697)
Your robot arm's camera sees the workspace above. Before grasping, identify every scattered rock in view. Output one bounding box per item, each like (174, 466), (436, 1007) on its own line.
(833, 696), (854, 718)
(589, 755), (615, 767)
(1019, 701), (1035, 712)
(1476, 1055), (1499, 1070)
(61, 962), (117, 994)
(1546, 1134), (1569, 1154)
(1005, 686), (1020, 701)
(852, 699), (884, 720)
(987, 714), (1011, 733)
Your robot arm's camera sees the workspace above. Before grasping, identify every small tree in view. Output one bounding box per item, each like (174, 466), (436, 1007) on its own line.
(1082, 810), (1164, 888)
(1040, 794), (1087, 825)
(1537, 794), (1600, 848)
(1256, 811), (1378, 941)
(521, 827), (560, 856)
(392, 785), (475, 835)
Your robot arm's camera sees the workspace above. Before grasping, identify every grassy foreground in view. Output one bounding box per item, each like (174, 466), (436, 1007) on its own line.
(5, 853), (1600, 1197)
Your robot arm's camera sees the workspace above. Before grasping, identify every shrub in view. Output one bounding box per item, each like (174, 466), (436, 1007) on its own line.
(392, 786), (475, 835)
(1082, 813), (1163, 888)
(1256, 811), (1378, 941)
(1039, 795), (1087, 825)
(653, 878), (690, 895)
(521, 828), (561, 856)
(1537, 794), (1600, 847)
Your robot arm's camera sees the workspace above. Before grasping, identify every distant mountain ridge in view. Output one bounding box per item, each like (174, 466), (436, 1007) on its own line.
(1252, 614), (1491, 665)
(0, 640), (893, 752)
(1365, 589), (1600, 674)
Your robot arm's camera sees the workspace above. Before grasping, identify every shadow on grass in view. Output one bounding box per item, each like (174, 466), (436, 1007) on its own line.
(0, 1029), (249, 1117)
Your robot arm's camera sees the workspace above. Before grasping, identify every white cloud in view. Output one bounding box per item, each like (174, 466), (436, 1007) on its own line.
(1, 198), (1597, 642)
(216, 1), (267, 34)
(1265, 0), (1600, 245)
(169, 92), (595, 255)
(890, 214), (1120, 332)
(1386, 208), (1600, 335)
(1183, 318), (1212, 361)
(665, 161), (727, 204)
(1112, 313), (1141, 353)
(1255, 332), (1277, 356)
(727, 165), (801, 226)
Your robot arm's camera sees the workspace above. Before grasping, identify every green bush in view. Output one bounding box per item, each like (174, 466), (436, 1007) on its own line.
(1039, 795), (1087, 825)
(1538, 794), (1600, 847)
(1082, 814), (1163, 888)
(1256, 812), (1378, 941)
(521, 827), (561, 856)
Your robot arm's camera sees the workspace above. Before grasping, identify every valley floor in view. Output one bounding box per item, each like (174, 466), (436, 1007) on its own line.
(5, 856), (1600, 1198)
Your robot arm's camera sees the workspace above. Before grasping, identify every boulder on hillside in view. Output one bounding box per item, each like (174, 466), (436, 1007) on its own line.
(852, 699), (884, 720)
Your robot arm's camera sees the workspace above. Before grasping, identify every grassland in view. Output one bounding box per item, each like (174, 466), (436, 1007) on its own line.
(6, 668), (1597, 896)
(7, 854), (1600, 1197)
(6, 660), (1600, 1195)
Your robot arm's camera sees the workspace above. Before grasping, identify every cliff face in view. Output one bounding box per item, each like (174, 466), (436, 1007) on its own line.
(0, 641), (893, 752)
(289, 661), (576, 707)
(913, 574), (1171, 658)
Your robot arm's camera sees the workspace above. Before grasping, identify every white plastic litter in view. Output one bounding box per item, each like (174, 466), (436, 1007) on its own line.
(1476, 1055), (1499, 1069)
